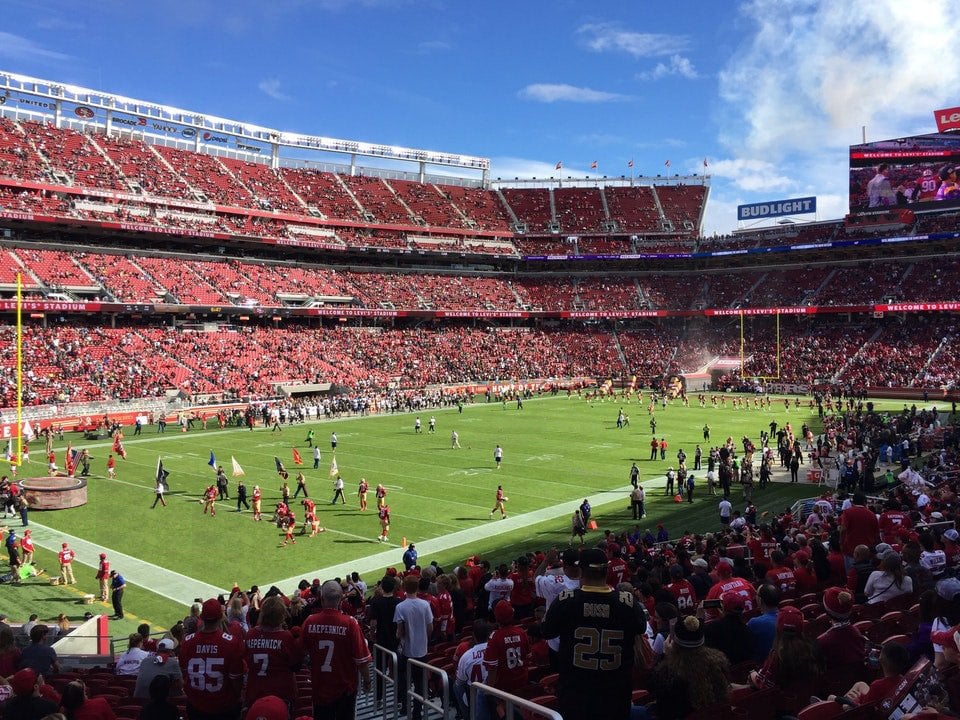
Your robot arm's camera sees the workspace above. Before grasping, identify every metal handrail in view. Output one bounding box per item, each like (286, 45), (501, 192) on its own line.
(406, 656), (450, 720)
(468, 682), (562, 720)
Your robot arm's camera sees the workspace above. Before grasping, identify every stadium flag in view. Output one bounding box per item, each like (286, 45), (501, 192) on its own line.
(292, 448), (303, 465)
(69, 448), (79, 467)
(665, 159), (671, 168)
(703, 157), (709, 168)
(590, 160), (598, 170)
(329, 456), (339, 478)
(208, 450), (217, 472)
(231, 456), (246, 477)
(627, 159), (634, 168)
(156, 457), (170, 490)
(555, 161), (562, 170)
(22, 420), (34, 443)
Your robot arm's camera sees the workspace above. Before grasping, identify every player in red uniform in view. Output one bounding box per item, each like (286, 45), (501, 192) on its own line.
(375, 483), (387, 509)
(915, 168), (940, 202)
(19, 529), (34, 565)
(243, 596), (303, 708)
(96, 552), (110, 602)
(251, 485), (262, 521)
(302, 580), (371, 719)
(106, 454), (116, 479)
(280, 512), (297, 546)
(358, 478), (369, 511)
(180, 599), (244, 720)
(112, 433), (127, 460)
(202, 485), (217, 517)
(489, 485), (508, 519)
(666, 564), (697, 615)
(483, 600), (530, 715)
(378, 504), (391, 543)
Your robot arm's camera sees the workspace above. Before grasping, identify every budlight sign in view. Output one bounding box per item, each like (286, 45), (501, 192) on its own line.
(737, 197), (817, 221)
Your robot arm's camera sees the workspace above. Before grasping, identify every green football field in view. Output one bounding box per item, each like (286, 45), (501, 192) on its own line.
(1, 394), (915, 634)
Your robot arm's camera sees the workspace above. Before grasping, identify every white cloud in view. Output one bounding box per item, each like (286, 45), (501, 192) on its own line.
(257, 78), (291, 102)
(0, 32), (71, 63)
(703, 158), (794, 193)
(518, 83), (630, 103)
(577, 23), (690, 58)
(708, 0), (960, 234)
(489, 156), (588, 179)
(637, 55), (698, 81)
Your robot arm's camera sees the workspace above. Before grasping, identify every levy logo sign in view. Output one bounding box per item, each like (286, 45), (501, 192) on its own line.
(737, 197), (816, 221)
(935, 106), (960, 133)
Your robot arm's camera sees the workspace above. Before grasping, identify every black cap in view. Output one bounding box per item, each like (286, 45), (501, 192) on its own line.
(578, 548), (609, 570)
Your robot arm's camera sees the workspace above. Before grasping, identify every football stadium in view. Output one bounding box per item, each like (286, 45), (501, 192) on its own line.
(1, 8), (960, 720)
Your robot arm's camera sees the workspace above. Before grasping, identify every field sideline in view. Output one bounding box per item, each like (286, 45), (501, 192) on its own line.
(3, 393), (910, 632)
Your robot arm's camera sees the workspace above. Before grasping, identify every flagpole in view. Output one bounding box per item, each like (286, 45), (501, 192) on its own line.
(15, 272), (22, 471)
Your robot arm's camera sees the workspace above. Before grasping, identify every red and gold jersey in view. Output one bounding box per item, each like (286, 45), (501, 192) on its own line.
(483, 623), (530, 691)
(244, 627), (302, 704)
(301, 608), (371, 705)
(179, 629), (245, 713)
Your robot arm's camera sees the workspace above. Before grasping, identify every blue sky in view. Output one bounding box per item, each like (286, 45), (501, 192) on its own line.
(3, 0), (960, 234)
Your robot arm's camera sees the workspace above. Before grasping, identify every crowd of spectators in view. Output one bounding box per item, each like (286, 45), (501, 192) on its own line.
(2, 313), (959, 410)
(2, 402), (957, 720)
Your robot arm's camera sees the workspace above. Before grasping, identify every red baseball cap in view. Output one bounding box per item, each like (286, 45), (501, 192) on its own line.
(777, 606), (805, 633)
(720, 591), (745, 614)
(200, 598), (223, 622)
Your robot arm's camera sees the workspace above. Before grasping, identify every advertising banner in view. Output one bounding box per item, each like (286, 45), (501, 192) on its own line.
(737, 197), (816, 221)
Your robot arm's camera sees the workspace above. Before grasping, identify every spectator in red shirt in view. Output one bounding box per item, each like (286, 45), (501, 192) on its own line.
(793, 552), (819, 595)
(840, 493), (880, 565)
(243, 596), (302, 708)
(879, 499), (913, 544)
(833, 640), (911, 706)
(816, 587), (866, 672)
(765, 551), (798, 600)
(508, 556), (535, 620)
(483, 600), (530, 714)
(61, 680), (116, 720)
(179, 599), (245, 720)
(301, 580), (372, 720)
(703, 561), (757, 621)
(666, 564), (698, 615)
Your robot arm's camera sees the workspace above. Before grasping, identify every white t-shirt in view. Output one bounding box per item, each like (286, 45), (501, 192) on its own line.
(455, 641), (489, 685)
(864, 570), (913, 605)
(719, 500), (732, 518)
(394, 596), (434, 658)
(115, 647), (150, 675)
(484, 577), (514, 608)
(535, 572), (580, 651)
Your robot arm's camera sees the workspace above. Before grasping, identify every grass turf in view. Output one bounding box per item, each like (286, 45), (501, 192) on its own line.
(2, 394), (910, 632)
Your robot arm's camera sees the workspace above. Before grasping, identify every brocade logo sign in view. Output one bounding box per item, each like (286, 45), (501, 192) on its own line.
(935, 106), (960, 133)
